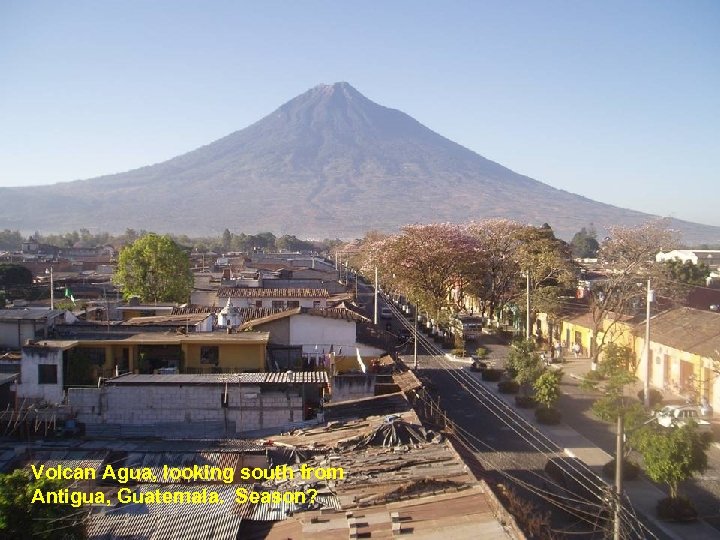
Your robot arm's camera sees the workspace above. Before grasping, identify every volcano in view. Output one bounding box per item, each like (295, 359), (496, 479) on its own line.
(1, 82), (717, 243)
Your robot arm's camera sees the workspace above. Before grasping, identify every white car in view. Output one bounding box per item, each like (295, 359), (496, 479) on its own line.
(655, 405), (712, 432)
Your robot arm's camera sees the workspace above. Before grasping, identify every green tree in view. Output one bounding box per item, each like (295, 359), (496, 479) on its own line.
(534, 369), (563, 409)
(631, 424), (709, 500)
(570, 226), (600, 258)
(515, 224), (577, 334)
(506, 339), (544, 395)
(0, 469), (86, 539)
(581, 344), (646, 429)
(663, 259), (710, 286)
(0, 230), (23, 251)
(221, 228), (232, 251)
(113, 233), (193, 303)
(0, 264), (33, 289)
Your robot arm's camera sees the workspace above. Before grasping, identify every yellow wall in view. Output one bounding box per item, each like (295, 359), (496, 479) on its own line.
(75, 341), (265, 374)
(561, 320), (594, 356)
(181, 343), (266, 372)
(634, 336), (715, 407)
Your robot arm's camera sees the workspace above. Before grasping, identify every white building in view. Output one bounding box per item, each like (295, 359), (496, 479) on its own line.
(656, 250), (720, 270)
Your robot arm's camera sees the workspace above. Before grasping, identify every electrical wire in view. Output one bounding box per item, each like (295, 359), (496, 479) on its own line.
(382, 296), (657, 539)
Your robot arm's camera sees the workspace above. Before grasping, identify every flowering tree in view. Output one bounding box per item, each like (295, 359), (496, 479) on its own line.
(588, 220), (679, 362)
(377, 224), (473, 316)
(463, 219), (527, 319)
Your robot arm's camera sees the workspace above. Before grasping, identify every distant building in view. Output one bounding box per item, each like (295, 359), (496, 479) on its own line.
(0, 308), (66, 349)
(656, 249), (720, 271)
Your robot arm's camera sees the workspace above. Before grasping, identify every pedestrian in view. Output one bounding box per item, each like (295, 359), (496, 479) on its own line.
(554, 342), (562, 361)
(572, 343), (581, 358)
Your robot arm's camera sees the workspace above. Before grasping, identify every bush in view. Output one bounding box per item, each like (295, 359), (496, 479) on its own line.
(481, 369), (504, 382)
(470, 360), (488, 372)
(475, 346), (489, 358)
(497, 380), (520, 394)
(451, 348), (466, 357)
(515, 395), (537, 409)
(535, 406), (561, 424)
(637, 388), (663, 407)
(656, 496), (697, 521)
(601, 458), (640, 481)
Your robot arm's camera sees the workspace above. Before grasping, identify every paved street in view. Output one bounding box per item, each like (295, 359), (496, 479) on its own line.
(361, 288), (720, 537)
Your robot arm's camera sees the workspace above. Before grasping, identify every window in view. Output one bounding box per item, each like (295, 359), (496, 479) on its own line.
(313, 301), (321, 309)
(272, 300), (285, 310)
(200, 346), (219, 365)
(287, 300), (300, 308)
(38, 364), (58, 385)
(255, 300), (263, 308)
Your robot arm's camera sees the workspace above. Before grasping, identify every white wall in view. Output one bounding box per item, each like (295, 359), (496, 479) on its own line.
(17, 346), (64, 403)
(290, 314), (356, 347)
(68, 384), (304, 433)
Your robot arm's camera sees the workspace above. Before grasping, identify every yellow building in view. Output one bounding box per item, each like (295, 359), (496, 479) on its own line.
(35, 331), (270, 380)
(634, 307), (720, 410)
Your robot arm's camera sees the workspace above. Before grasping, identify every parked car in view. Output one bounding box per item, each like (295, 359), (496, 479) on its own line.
(380, 306), (393, 319)
(655, 405), (712, 432)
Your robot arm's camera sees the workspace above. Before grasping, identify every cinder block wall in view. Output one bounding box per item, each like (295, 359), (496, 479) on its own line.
(68, 384), (304, 433)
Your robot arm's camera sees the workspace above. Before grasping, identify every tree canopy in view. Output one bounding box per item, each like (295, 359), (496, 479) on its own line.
(570, 226), (600, 258)
(631, 424), (709, 499)
(663, 259), (710, 286)
(0, 264), (33, 289)
(113, 233), (193, 303)
(587, 221), (679, 362)
(0, 469), (86, 539)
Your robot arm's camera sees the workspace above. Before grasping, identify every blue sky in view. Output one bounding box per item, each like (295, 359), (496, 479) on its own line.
(1, 1), (718, 226)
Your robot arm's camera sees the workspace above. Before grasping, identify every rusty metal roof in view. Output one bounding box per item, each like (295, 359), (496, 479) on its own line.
(218, 287), (329, 298)
(106, 372), (328, 386)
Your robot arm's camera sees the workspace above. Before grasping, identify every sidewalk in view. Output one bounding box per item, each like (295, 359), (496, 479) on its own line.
(558, 356), (720, 447)
(469, 362), (720, 540)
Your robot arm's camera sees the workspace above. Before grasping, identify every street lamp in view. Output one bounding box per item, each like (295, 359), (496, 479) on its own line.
(45, 267), (54, 309)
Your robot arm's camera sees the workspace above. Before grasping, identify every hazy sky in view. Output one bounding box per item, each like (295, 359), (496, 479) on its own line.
(1, 1), (718, 226)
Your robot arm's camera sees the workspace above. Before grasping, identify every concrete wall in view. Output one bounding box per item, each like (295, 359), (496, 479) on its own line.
(0, 320), (39, 349)
(290, 314), (355, 347)
(68, 384), (303, 433)
(17, 346), (64, 403)
(331, 374), (376, 402)
(254, 319), (291, 345)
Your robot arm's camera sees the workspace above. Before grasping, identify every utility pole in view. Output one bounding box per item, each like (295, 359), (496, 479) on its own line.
(644, 278), (653, 407)
(373, 266), (378, 325)
(413, 304), (418, 370)
(45, 267), (54, 310)
(614, 413), (624, 540)
(525, 272), (531, 340)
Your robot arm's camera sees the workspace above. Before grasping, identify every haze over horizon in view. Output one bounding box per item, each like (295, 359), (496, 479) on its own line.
(1, 1), (718, 226)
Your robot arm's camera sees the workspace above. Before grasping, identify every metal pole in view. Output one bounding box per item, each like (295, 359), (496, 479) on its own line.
(414, 304), (418, 370)
(614, 413), (624, 540)
(525, 272), (530, 340)
(50, 267), (54, 310)
(644, 278), (652, 407)
(373, 266), (378, 325)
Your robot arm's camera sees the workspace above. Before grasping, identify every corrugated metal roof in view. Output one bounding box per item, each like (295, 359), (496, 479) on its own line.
(0, 308), (65, 321)
(218, 287), (329, 298)
(645, 307), (720, 356)
(0, 373), (18, 385)
(106, 372), (328, 386)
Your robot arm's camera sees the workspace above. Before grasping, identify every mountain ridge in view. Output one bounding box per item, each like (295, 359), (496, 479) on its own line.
(1, 82), (718, 244)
